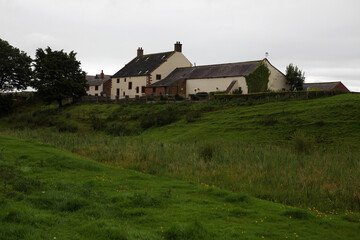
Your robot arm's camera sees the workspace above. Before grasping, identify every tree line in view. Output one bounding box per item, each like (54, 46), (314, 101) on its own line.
(0, 38), (88, 107)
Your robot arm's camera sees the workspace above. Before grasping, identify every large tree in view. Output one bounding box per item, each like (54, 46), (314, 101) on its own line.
(33, 47), (88, 107)
(285, 64), (305, 91)
(0, 38), (32, 91)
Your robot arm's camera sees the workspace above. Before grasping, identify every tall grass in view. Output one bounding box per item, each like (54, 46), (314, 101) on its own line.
(4, 128), (360, 212)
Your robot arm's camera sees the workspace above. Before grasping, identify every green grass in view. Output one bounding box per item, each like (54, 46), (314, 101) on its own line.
(0, 135), (360, 240)
(1, 94), (360, 212)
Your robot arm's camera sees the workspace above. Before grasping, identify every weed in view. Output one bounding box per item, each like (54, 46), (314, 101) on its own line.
(185, 111), (201, 123)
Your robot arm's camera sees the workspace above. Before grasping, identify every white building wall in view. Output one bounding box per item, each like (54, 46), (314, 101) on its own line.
(110, 52), (192, 99)
(87, 85), (103, 96)
(111, 76), (147, 99)
(264, 59), (290, 91)
(150, 52), (192, 84)
(186, 76), (248, 96)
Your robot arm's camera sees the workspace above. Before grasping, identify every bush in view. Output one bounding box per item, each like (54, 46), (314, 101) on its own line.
(105, 122), (142, 136)
(0, 94), (14, 116)
(292, 132), (314, 154)
(175, 94), (185, 101)
(89, 113), (106, 131)
(198, 143), (215, 162)
(185, 111), (201, 123)
(56, 122), (78, 133)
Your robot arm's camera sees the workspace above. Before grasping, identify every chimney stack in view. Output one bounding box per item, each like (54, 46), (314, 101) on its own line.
(174, 41), (182, 52)
(100, 70), (104, 79)
(137, 47), (143, 57)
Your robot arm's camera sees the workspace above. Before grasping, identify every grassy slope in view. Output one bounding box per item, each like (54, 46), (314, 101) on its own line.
(141, 94), (360, 146)
(1, 94), (360, 212)
(0, 135), (359, 240)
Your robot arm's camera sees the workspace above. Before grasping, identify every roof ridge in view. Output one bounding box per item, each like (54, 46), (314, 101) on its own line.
(304, 81), (341, 84)
(173, 59), (263, 70)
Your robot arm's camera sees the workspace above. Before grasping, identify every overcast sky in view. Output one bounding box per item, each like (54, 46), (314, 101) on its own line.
(1, 0), (360, 91)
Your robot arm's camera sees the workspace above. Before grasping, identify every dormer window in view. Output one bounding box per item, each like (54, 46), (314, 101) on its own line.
(145, 57), (150, 61)
(156, 74), (161, 80)
(138, 71), (142, 75)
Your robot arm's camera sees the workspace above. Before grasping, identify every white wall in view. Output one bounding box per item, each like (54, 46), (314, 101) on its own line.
(186, 76), (248, 96)
(111, 76), (147, 99)
(110, 52), (192, 99)
(151, 52), (192, 84)
(87, 85), (103, 96)
(264, 59), (290, 91)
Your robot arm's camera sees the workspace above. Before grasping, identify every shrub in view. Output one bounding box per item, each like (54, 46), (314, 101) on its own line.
(89, 113), (106, 131)
(185, 111), (201, 123)
(56, 122), (78, 133)
(0, 94), (14, 116)
(175, 94), (185, 101)
(198, 143), (215, 162)
(105, 122), (141, 136)
(292, 132), (314, 154)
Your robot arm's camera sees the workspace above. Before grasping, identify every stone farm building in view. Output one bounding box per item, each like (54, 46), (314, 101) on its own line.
(110, 42), (192, 99)
(110, 42), (289, 99)
(145, 59), (289, 97)
(86, 70), (112, 97)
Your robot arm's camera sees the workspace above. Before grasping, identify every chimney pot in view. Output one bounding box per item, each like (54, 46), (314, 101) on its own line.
(100, 70), (104, 79)
(137, 47), (143, 57)
(174, 41), (182, 52)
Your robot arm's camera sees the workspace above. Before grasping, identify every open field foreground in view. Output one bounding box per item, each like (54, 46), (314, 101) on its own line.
(0, 135), (359, 240)
(1, 94), (360, 213)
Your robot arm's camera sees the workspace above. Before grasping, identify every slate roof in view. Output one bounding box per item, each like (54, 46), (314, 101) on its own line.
(86, 74), (111, 86)
(150, 60), (263, 87)
(303, 82), (342, 91)
(112, 51), (175, 78)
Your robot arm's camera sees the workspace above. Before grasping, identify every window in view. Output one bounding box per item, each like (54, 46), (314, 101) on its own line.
(95, 94), (98, 96)
(128, 82), (132, 90)
(141, 86), (146, 93)
(95, 86), (99, 91)
(136, 86), (139, 93)
(124, 78), (126, 82)
(156, 74), (161, 80)
(116, 88), (120, 96)
(123, 91), (125, 97)
(117, 78), (120, 83)
(153, 87), (156, 93)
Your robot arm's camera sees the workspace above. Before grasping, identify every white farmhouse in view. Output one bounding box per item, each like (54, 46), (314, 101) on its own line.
(111, 42), (192, 99)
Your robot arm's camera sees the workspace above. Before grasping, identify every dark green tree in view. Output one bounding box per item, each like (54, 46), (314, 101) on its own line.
(33, 47), (88, 107)
(285, 64), (305, 91)
(0, 38), (33, 91)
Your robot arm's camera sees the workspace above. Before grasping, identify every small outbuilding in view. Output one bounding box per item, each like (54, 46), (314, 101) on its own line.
(303, 82), (350, 92)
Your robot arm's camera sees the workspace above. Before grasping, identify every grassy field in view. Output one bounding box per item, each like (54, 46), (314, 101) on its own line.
(1, 93), (360, 213)
(0, 135), (359, 240)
